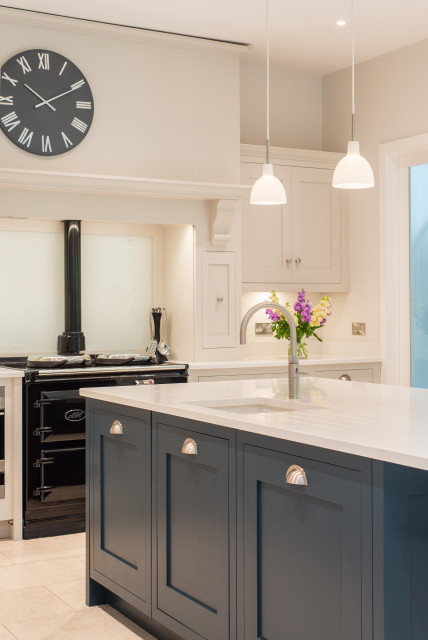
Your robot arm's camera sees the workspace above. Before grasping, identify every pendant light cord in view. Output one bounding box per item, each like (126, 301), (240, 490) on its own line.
(266, 0), (270, 163)
(351, 0), (355, 141)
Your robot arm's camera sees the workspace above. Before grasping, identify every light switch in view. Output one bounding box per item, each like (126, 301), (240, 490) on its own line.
(352, 322), (366, 336)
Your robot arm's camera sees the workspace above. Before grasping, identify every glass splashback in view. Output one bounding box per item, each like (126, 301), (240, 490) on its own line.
(81, 233), (152, 352)
(409, 164), (428, 388)
(0, 229), (63, 353)
(0, 224), (153, 354)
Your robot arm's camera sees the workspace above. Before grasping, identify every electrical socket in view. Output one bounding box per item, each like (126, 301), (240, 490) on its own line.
(352, 322), (366, 336)
(255, 323), (273, 335)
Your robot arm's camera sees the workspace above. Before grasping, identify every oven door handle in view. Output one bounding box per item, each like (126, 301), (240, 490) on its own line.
(33, 485), (54, 497)
(33, 426), (53, 437)
(33, 456), (55, 468)
(33, 396), (79, 408)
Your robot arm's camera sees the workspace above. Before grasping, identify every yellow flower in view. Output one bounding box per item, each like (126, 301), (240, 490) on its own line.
(269, 290), (279, 304)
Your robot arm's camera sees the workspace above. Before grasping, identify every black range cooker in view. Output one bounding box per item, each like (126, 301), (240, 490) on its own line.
(1, 219), (188, 538)
(1, 355), (188, 539)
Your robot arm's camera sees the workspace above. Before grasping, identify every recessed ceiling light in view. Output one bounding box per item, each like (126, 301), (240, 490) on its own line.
(336, 20), (346, 26)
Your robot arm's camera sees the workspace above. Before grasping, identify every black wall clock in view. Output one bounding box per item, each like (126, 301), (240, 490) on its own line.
(0, 49), (94, 156)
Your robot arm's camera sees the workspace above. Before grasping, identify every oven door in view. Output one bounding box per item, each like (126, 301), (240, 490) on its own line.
(32, 390), (86, 443)
(33, 446), (85, 504)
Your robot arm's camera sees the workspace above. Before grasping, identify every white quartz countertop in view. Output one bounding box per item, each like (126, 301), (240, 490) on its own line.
(0, 367), (24, 379)
(182, 355), (381, 370)
(81, 376), (428, 471)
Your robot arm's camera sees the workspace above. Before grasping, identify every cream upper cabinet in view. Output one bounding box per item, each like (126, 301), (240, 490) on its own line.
(241, 163), (292, 284)
(241, 146), (349, 292)
(291, 167), (342, 285)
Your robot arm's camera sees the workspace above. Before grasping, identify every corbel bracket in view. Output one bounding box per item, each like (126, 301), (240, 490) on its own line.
(210, 199), (235, 246)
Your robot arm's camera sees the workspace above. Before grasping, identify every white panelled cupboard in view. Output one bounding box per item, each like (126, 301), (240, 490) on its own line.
(241, 145), (349, 292)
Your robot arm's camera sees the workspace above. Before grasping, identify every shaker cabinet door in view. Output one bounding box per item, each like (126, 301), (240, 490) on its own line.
(241, 162), (292, 284)
(239, 443), (367, 640)
(202, 250), (236, 349)
(152, 415), (234, 640)
(89, 407), (151, 613)
(291, 167), (343, 284)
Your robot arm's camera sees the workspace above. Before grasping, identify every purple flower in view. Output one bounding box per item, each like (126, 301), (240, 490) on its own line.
(294, 289), (312, 324)
(270, 312), (280, 322)
(265, 308), (273, 318)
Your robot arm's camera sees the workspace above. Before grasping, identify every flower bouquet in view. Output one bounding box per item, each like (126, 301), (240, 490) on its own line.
(266, 289), (332, 359)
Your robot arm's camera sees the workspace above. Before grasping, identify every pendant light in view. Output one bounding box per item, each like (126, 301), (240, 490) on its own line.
(332, 0), (374, 189)
(250, 0), (287, 205)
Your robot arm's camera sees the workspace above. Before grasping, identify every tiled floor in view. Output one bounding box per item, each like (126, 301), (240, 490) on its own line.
(0, 533), (157, 640)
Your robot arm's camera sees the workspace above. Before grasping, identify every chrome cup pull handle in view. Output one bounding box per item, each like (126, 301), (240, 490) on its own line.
(110, 420), (123, 435)
(182, 438), (198, 455)
(286, 464), (307, 486)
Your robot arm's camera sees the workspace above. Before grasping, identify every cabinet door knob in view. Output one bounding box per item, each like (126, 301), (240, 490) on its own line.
(285, 464), (307, 486)
(110, 420), (123, 435)
(294, 257), (302, 264)
(181, 437), (198, 455)
(285, 258), (293, 264)
(217, 296), (224, 303)
(339, 374), (351, 381)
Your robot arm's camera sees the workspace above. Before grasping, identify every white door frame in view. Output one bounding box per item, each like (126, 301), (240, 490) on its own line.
(379, 132), (428, 385)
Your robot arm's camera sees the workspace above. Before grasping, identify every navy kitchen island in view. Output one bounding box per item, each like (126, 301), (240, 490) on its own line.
(82, 378), (428, 640)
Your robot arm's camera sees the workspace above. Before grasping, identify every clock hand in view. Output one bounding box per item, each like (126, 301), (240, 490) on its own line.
(34, 81), (84, 109)
(24, 84), (56, 112)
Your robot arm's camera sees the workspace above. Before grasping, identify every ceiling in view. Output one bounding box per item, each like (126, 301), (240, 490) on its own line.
(2, 0), (428, 76)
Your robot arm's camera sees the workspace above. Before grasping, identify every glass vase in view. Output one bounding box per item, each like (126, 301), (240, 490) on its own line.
(288, 340), (308, 359)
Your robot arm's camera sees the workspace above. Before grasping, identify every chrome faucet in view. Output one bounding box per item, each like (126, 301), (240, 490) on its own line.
(240, 302), (300, 399)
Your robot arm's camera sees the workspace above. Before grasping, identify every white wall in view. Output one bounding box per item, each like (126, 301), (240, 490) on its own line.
(240, 63), (322, 150)
(0, 8), (244, 360)
(0, 7), (242, 183)
(162, 225), (195, 361)
(322, 38), (428, 358)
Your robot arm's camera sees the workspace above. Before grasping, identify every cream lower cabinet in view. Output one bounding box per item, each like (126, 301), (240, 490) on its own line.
(241, 146), (349, 292)
(190, 362), (380, 384)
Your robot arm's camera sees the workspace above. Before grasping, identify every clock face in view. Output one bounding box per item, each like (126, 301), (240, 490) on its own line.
(0, 49), (94, 156)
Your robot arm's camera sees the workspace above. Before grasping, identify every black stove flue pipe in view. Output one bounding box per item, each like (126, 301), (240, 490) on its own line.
(57, 220), (86, 355)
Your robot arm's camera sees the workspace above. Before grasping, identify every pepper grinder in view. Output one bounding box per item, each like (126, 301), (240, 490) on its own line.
(151, 307), (168, 363)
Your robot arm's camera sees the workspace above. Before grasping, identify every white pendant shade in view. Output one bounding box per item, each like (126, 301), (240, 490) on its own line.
(332, 141), (375, 190)
(250, 164), (287, 205)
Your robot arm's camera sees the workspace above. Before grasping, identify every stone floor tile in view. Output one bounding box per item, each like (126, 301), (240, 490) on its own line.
(0, 586), (72, 624)
(0, 553), (13, 567)
(0, 534), (85, 564)
(0, 625), (16, 639)
(5, 606), (148, 640)
(0, 557), (85, 592)
(46, 579), (87, 611)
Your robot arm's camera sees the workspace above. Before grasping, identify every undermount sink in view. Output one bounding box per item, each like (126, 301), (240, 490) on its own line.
(181, 397), (322, 416)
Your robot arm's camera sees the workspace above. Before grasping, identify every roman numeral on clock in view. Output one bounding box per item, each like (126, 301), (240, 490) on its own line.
(16, 56), (31, 74)
(38, 53), (50, 70)
(1, 111), (20, 131)
(71, 79), (85, 91)
(76, 101), (92, 110)
(59, 61), (68, 76)
(0, 96), (13, 106)
(42, 135), (52, 153)
(1, 72), (18, 87)
(61, 131), (73, 148)
(71, 117), (88, 133)
(18, 127), (33, 147)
